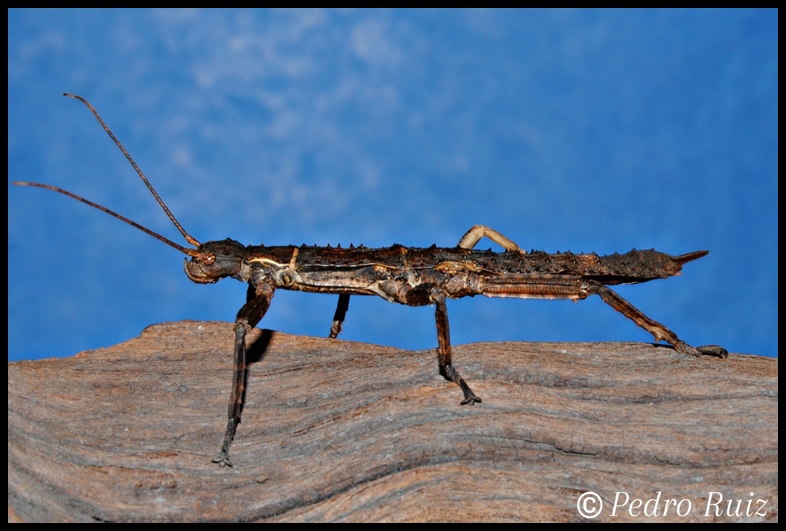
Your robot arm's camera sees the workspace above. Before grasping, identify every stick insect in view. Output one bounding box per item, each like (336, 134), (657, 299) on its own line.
(14, 94), (728, 467)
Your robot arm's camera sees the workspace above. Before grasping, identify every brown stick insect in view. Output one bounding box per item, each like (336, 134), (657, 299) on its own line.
(14, 94), (728, 467)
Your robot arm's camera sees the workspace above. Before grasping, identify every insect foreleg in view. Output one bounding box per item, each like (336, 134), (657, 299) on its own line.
(213, 280), (276, 467)
(434, 295), (481, 405)
(584, 280), (728, 359)
(458, 224), (525, 253)
(328, 293), (351, 339)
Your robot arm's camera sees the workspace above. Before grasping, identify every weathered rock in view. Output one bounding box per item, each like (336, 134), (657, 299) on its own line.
(8, 321), (778, 522)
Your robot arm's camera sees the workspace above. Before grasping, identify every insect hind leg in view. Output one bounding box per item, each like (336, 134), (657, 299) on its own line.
(585, 280), (728, 358)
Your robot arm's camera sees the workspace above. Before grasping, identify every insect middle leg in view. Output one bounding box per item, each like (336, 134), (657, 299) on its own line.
(327, 225), (524, 339)
(458, 224), (526, 253)
(434, 294), (481, 405)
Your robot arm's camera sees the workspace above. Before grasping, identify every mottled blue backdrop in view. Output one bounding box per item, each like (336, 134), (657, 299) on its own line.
(8, 9), (777, 360)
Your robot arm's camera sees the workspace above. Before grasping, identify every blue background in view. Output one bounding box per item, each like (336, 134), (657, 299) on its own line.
(8, 9), (778, 361)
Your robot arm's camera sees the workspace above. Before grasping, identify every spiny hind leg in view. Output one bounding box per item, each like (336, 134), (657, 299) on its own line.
(434, 295), (481, 404)
(328, 294), (350, 338)
(585, 280), (728, 358)
(458, 225), (526, 253)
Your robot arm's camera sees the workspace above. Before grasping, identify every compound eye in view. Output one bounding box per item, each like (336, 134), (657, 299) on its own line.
(202, 253), (216, 265)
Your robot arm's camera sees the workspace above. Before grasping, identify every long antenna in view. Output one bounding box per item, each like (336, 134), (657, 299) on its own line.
(12, 181), (199, 257)
(13, 93), (202, 256)
(64, 93), (201, 248)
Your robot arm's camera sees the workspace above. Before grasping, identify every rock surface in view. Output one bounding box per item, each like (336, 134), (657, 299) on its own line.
(8, 321), (778, 522)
